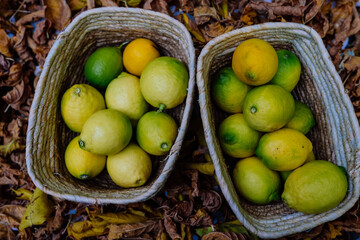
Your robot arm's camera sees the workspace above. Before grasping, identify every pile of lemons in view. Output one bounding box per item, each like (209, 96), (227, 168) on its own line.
(61, 38), (188, 188)
(212, 38), (347, 214)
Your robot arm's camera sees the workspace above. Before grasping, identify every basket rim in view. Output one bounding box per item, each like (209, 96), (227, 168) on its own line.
(26, 7), (196, 204)
(196, 22), (360, 238)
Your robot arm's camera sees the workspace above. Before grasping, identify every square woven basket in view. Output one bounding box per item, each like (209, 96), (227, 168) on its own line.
(26, 7), (195, 204)
(196, 22), (360, 238)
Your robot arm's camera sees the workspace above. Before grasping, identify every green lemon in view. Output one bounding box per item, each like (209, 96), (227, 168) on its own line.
(107, 143), (152, 188)
(79, 109), (132, 155)
(243, 84), (295, 132)
(285, 100), (315, 135)
(105, 72), (149, 126)
(232, 156), (281, 205)
(280, 170), (293, 183)
(305, 150), (316, 163)
(61, 84), (105, 133)
(65, 136), (106, 180)
(282, 160), (348, 214)
(84, 46), (123, 88)
(140, 56), (188, 110)
(256, 128), (313, 171)
(269, 49), (301, 92)
(218, 113), (261, 158)
(211, 67), (251, 113)
(136, 111), (178, 156)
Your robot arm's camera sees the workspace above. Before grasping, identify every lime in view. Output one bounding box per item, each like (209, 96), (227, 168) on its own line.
(61, 84), (105, 133)
(140, 56), (188, 110)
(232, 156), (281, 205)
(243, 84), (295, 132)
(65, 136), (106, 180)
(285, 100), (315, 135)
(256, 128), (313, 171)
(269, 49), (301, 91)
(211, 67), (251, 113)
(105, 72), (148, 126)
(218, 113), (261, 158)
(282, 160), (348, 214)
(79, 109), (132, 155)
(107, 143), (152, 188)
(123, 38), (160, 76)
(84, 46), (123, 88)
(136, 111), (178, 156)
(232, 38), (278, 86)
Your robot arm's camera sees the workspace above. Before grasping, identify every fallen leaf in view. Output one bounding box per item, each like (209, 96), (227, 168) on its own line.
(308, 11), (329, 38)
(0, 224), (16, 240)
(99, 0), (118, 7)
(195, 226), (213, 237)
(164, 213), (181, 240)
(67, 0), (87, 11)
(304, 0), (325, 23)
(0, 62), (22, 87)
(184, 169), (199, 197)
(344, 55), (360, 81)
(202, 232), (232, 240)
(240, 5), (258, 26)
(13, 188), (33, 200)
(194, 6), (220, 25)
(328, 223), (342, 239)
(184, 162), (215, 176)
(88, 211), (148, 225)
(0, 54), (11, 79)
(87, 0), (95, 9)
(33, 19), (52, 45)
(200, 190), (222, 213)
(187, 208), (212, 227)
(0, 205), (26, 228)
(217, 220), (251, 237)
(124, 0), (143, 7)
(2, 77), (31, 112)
(11, 25), (33, 63)
(108, 220), (158, 240)
(181, 13), (206, 43)
(15, 9), (45, 26)
(143, 0), (169, 15)
(19, 188), (54, 231)
(0, 29), (13, 57)
(44, 0), (71, 31)
(0, 139), (25, 157)
(212, 0), (229, 19)
(68, 220), (108, 240)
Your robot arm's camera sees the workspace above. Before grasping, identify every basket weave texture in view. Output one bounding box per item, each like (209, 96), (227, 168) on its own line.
(26, 7), (195, 204)
(196, 22), (360, 238)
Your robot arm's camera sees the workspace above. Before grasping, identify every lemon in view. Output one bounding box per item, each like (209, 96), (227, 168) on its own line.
(107, 143), (152, 188)
(232, 38), (278, 86)
(79, 109), (132, 155)
(285, 100), (315, 135)
(256, 128), (313, 171)
(65, 136), (106, 180)
(269, 49), (301, 91)
(136, 111), (178, 156)
(305, 150), (316, 163)
(105, 72), (148, 126)
(84, 46), (123, 88)
(140, 56), (188, 110)
(123, 38), (160, 76)
(243, 84), (295, 132)
(232, 156), (281, 205)
(218, 114), (261, 158)
(61, 84), (105, 133)
(282, 160), (348, 214)
(280, 170), (293, 183)
(211, 67), (251, 113)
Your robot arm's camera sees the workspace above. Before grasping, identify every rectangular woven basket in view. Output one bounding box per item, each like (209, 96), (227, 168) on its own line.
(196, 22), (360, 238)
(26, 7), (195, 204)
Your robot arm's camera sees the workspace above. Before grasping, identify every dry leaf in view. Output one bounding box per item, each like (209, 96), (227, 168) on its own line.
(0, 62), (22, 87)
(88, 211), (148, 225)
(344, 55), (360, 81)
(187, 208), (212, 227)
(0, 205), (26, 228)
(328, 223), (342, 239)
(13, 188), (33, 200)
(67, 0), (88, 11)
(200, 190), (222, 213)
(0, 224), (16, 240)
(0, 29), (13, 58)
(125, 0), (143, 7)
(68, 220), (108, 240)
(164, 213), (181, 240)
(11, 25), (33, 63)
(202, 232), (232, 240)
(194, 6), (220, 25)
(184, 162), (214, 175)
(143, 0), (169, 15)
(108, 220), (158, 240)
(87, 0), (95, 9)
(15, 9), (45, 26)
(99, 0), (118, 7)
(204, 22), (234, 39)
(44, 0), (71, 31)
(304, 0), (325, 23)
(181, 13), (206, 43)
(33, 19), (52, 45)
(0, 139), (25, 157)
(2, 78), (31, 112)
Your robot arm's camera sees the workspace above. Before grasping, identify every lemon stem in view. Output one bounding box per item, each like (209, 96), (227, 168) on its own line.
(161, 142), (169, 150)
(74, 87), (81, 96)
(118, 41), (128, 50)
(120, 0), (129, 7)
(158, 104), (166, 112)
(250, 106), (257, 114)
(80, 174), (89, 180)
(78, 139), (86, 149)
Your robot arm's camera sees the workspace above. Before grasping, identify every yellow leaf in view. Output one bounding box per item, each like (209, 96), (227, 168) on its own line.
(0, 29), (12, 57)
(67, 220), (108, 240)
(12, 188), (33, 201)
(181, 13), (206, 43)
(124, 0), (142, 7)
(108, 220), (157, 240)
(212, 0), (229, 19)
(66, 0), (87, 11)
(184, 162), (215, 175)
(328, 223), (342, 239)
(89, 211), (148, 225)
(0, 139), (25, 157)
(18, 188), (54, 231)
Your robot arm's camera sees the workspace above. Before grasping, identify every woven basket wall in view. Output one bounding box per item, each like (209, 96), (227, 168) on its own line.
(26, 7), (195, 204)
(197, 22), (360, 238)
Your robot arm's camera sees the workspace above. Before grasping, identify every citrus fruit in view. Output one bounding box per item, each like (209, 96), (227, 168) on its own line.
(211, 67), (251, 113)
(243, 84), (295, 132)
(84, 46), (123, 88)
(79, 109), (132, 155)
(232, 156), (281, 205)
(105, 72), (148, 125)
(282, 160), (348, 214)
(107, 143), (152, 188)
(285, 100), (315, 135)
(305, 150), (316, 163)
(61, 84), (105, 133)
(232, 38), (278, 86)
(140, 56), (188, 110)
(280, 170), (293, 183)
(218, 113), (261, 158)
(269, 49), (301, 91)
(136, 111), (178, 156)
(65, 136), (106, 180)
(256, 128), (313, 171)
(123, 38), (160, 76)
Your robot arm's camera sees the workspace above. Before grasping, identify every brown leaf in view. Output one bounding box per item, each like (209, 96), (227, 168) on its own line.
(304, 0), (325, 23)
(0, 224), (16, 240)
(11, 25), (33, 63)
(168, 200), (194, 222)
(194, 6), (220, 25)
(184, 170), (199, 197)
(108, 220), (158, 240)
(308, 11), (329, 38)
(44, 0), (71, 31)
(15, 9), (45, 26)
(164, 213), (181, 240)
(186, 208), (212, 227)
(2, 76), (31, 112)
(0, 62), (22, 87)
(344, 55), (360, 81)
(0, 54), (11, 77)
(143, 0), (170, 15)
(0, 205), (26, 228)
(0, 29), (13, 58)
(33, 19), (52, 45)
(202, 232), (232, 240)
(240, 5), (258, 26)
(67, 0), (88, 11)
(203, 22), (234, 39)
(99, 0), (118, 7)
(200, 190), (222, 213)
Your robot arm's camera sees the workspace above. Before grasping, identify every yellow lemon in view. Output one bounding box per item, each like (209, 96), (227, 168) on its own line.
(285, 100), (315, 135)
(65, 136), (106, 180)
(256, 128), (313, 171)
(232, 38), (278, 86)
(232, 156), (281, 205)
(105, 72), (149, 126)
(282, 160), (348, 214)
(107, 143), (152, 188)
(79, 109), (132, 155)
(123, 38), (160, 76)
(61, 84), (105, 133)
(218, 113), (261, 158)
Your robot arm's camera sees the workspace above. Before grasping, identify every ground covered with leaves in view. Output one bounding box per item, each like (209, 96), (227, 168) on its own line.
(0, 0), (360, 239)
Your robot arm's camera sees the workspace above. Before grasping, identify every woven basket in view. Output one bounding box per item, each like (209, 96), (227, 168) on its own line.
(197, 22), (360, 238)
(26, 7), (195, 204)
